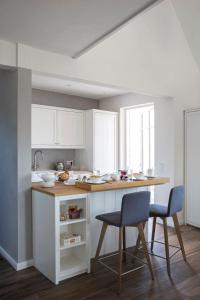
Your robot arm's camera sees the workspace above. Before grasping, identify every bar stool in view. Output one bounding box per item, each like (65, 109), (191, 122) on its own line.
(136, 185), (186, 277)
(93, 191), (154, 292)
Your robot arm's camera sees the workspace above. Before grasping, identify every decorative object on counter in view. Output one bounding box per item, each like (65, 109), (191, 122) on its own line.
(58, 171), (69, 182)
(60, 204), (69, 222)
(56, 162), (64, 171)
(68, 205), (82, 219)
(60, 233), (82, 247)
(119, 170), (127, 180)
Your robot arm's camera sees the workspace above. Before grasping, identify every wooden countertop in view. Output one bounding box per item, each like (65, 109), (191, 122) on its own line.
(32, 177), (169, 196)
(76, 177), (169, 192)
(32, 182), (87, 196)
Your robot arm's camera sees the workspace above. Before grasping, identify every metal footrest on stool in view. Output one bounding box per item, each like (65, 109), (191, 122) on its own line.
(97, 250), (145, 277)
(137, 240), (181, 260)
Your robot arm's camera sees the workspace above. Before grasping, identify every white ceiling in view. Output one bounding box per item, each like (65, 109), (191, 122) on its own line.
(32, 73), (129, 99)
(0, 0), (160, 58)
(172, 0), (200, 72)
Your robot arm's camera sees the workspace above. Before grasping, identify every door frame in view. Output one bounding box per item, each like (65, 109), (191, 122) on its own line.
(184, 107), (200, 226)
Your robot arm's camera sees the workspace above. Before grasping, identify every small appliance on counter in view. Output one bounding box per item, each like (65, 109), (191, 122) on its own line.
(56, 162), (64, 171)
(65, 160), (74, 171)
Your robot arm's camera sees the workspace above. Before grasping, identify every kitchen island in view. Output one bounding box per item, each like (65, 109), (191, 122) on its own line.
(32, 178), (169, 284)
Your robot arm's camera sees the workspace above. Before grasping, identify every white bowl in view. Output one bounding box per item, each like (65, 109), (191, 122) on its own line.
(102, 174), (112, 181)
(41, 173), (57, 182)
(133, 173), (146, 180)
(41, 181), (55, 188)
(89, 178), (102, 184)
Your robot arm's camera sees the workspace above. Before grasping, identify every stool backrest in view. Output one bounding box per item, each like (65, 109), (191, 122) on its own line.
(121, 191), (150, 226)
(168, 185), (184, 216)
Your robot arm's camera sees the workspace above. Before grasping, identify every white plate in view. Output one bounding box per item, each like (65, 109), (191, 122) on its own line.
(87, 180), (107, 184)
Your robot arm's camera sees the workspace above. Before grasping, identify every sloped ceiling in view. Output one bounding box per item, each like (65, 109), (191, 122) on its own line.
(0, 0), (161, 58)
(172, 0), (200, 71)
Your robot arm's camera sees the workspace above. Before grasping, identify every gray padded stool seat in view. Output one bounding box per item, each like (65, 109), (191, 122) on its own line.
(150, 204), (168, 217)
(93, 191), (154, 293)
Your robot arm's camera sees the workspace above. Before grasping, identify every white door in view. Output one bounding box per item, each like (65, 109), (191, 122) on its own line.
(185, 109), (200, 227)
(56, 110), (85, 148)
(32, 106), (56, 146)
(94, 111), (117, 173)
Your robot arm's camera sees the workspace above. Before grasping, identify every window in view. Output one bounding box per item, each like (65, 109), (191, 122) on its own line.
(124, 104), (154, 173)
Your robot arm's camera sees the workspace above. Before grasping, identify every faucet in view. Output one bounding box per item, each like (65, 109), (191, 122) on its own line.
(33, 150), (44, 171)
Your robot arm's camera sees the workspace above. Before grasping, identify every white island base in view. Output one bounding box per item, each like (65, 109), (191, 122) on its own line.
(32, 186), (150, 284)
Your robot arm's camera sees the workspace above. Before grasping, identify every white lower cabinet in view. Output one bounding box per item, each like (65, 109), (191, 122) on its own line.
(32, 191), (89, 284)
(32, 187), (147, 284)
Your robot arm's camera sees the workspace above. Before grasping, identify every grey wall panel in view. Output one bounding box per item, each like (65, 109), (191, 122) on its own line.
(17, 68), (32, 262)
(32, 89), (99, 110)
(0, 69), (18, 261)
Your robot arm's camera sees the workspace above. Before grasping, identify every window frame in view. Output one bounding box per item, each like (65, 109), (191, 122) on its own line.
(120, 103), (154, 171)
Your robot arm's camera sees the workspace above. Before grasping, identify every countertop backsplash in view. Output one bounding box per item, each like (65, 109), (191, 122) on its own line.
(31, 149), (75, 170)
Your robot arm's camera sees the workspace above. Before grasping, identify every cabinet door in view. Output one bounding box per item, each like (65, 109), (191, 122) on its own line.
(57, 110), (85, 148)
(32, 106), (56, 147)
(94, 112), (117, 173)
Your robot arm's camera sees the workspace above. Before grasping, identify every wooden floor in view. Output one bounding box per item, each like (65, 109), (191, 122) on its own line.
(1, 224), (200, 300)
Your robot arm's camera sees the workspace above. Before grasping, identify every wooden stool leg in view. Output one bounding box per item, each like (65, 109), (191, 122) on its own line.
(137, 223), (154, 280)
(134, 222), (145, 256)
(118, 227), (123, 293)
(163, 217), (171, 277)
(123, 226), (126, 262)
(134, 233), (141, 256)
(151, 217), (157, 252)
(173, 213), (187, 261)
(93, 222), (108, 273)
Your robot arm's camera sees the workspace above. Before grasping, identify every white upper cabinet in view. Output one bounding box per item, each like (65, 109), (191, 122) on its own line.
(75, 109), (118, 174)
(94, 111), (117, 173)
(56, 109), (85, 147)
(32, 106), (56, 146)
(31, 105), (85, 149)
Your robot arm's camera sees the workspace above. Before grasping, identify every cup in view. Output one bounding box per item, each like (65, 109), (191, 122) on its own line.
(147, 168), (154, 177)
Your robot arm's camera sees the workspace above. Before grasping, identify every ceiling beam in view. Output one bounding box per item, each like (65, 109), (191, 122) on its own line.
(73, 0), (164, 59)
